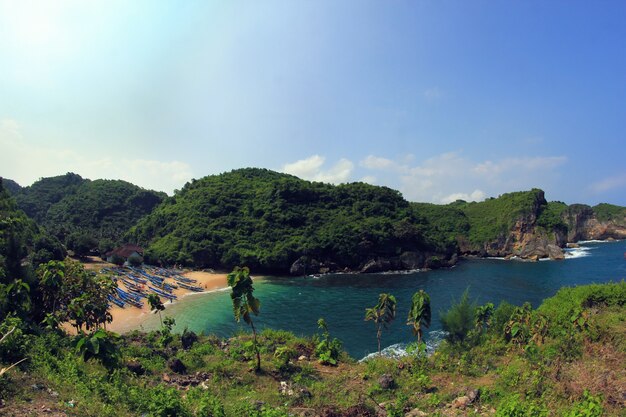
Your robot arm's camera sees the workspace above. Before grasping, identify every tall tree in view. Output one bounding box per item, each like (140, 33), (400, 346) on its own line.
(147, 293), (165, 328)
(407, 290), (431, 346)
(227, 266), (261, 372)
(365, 293), (397, 355)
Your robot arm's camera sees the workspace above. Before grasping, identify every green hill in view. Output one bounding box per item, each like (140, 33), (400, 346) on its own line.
(127, 168), (459, 272)
(12, 173), (166, 253)
(0, 178), (22, 195)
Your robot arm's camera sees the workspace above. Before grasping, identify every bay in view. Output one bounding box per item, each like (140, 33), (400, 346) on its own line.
(141, 240), (626, 359)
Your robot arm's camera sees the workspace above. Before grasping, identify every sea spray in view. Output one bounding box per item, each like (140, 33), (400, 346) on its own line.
(359, 330), (447, 362)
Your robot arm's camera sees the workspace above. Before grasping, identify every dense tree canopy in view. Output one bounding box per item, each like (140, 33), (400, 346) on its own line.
(10, 173), (166, 251)
(127, 169), (459, 272)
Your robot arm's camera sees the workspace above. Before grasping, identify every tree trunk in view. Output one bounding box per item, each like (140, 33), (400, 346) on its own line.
(250, 318), (261, 372)
(376, 324), (382, 354)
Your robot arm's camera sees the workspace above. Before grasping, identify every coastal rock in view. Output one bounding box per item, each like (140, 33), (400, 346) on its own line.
(546, 244), (565, 260)
(167, 358), (187, 374)
(452, 395), (471, 409)
(399, 251), (425, 270)
(468, 388), (480, 403)
(378, 374), (395, 390)
(289, 257), (320, 276)
(566, 242), (580, 248)
(405, 409), (428, 417)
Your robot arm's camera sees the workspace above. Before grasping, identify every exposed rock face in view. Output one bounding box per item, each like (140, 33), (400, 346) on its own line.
(467, 190), (567, 261)
(563, 205), (626, 241)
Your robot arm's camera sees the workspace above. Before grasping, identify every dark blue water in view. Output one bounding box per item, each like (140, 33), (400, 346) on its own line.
(144, 241), (626, 359)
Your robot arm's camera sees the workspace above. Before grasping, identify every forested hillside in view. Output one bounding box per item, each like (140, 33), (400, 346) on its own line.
(9, 173), (166, 255)
(0, 179), (66, 319)
(127, 168), (460, 273)
(128, 169), (626, 272)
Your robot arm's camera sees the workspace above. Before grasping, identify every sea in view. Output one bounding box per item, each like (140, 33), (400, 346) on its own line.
(140, 240), (626, 360)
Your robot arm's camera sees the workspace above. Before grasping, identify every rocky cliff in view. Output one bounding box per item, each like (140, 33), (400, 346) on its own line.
(562, 204), (626, 242)
(455, 190), (626, 262)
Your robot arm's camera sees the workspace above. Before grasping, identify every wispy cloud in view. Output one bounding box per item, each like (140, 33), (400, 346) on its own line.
(0, 119), (193, 194)
(282, 155), (354, 184)
(359, 152), (567, 203)
(588, 173), (626, 194)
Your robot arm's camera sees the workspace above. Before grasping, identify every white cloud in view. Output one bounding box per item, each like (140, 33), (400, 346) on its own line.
(588, 173), (626, 194)
(440, 190), (486, 204)
(360, 155), (394, 170)
(360, 151), (567, 203)
(0, 119), (192, 194)
(282, 155), (326, 179)
(359, 175), (377, 184)
(282, 155), (354, 184)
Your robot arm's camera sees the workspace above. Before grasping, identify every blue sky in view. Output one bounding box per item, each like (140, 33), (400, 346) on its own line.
(1, 0), (625, 205)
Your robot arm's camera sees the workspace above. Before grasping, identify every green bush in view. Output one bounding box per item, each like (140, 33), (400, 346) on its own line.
(0, 315), (28, 363)
(314, 318), (342, 365)
(440, 289), (476, 345)
(146, 385), (191, 417)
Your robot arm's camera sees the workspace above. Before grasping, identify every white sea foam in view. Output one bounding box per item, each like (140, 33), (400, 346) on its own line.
(577, 239), (621, 244)
(359, 330), (447, 362)
(564, 246), (593, 259)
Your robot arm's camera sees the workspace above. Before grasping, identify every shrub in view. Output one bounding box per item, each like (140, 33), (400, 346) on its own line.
(314, 318), (342, 366)
(440, 289), (476, 344)
(0, 315), (28, 363)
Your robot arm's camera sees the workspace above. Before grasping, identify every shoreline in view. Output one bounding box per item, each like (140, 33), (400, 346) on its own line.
(106, 270), (230, 334)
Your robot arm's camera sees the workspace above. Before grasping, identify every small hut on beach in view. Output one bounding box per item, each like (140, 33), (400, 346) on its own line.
(106, 244), (144, 264)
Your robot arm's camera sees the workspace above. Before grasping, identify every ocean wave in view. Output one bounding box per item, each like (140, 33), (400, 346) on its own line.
(577, 239), (622, 244)
(359, 330), (447, 362)
(564, 247), (593, 259)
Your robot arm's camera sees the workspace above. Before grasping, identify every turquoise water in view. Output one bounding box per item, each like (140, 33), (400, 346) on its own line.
(142, 241), (626, 359)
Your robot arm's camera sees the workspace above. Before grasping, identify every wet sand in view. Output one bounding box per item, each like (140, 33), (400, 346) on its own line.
(106, 270), (229, 333)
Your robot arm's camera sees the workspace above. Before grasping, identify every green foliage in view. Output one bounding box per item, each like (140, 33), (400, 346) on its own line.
(496, 393), (548, 417)
(145, 385), (191, 417)
(129, 168), (457, 271)
(564, 390), (604, 417)
(491, 301), (517, 336)
(0, 315), (28, 363)
(66, 231), (98, 257)
(74, 328), (121, 369)
(592, 203), (626, 222)
(13, 173), (165, 247)
(457, 189), (547, 245)
(314, 318), (342, 365)
(228, 266), (261, 371)
(440, 288), (476, 344)
(407, 289), (431, 346)
(365, 293), (397, 354)
(536, 201), (568, 231)
(36, 260), (116, 332)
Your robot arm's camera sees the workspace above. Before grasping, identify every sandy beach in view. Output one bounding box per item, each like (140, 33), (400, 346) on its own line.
(106, 270), (229, 333)
(79, 258), (230, 333)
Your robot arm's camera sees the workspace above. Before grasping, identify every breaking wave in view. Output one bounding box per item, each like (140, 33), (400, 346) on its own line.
(359, 330), (448, 362)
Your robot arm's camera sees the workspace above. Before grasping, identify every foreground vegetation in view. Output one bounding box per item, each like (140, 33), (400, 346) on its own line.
(1, 177), (624, 416)
(1, 276), (624, 416)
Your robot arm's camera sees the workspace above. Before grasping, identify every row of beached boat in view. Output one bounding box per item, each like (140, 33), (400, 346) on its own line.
(101, 266), (203, 309)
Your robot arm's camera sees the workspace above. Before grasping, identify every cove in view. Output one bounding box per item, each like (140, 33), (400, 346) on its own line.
(140, 241), (626, 359)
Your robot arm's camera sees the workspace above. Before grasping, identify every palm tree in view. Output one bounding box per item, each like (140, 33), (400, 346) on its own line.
(407, 289), (431, 345)
(365, 293), (397, 355)
(227, 266), (261, 372)
(147, 293), (165, 328)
